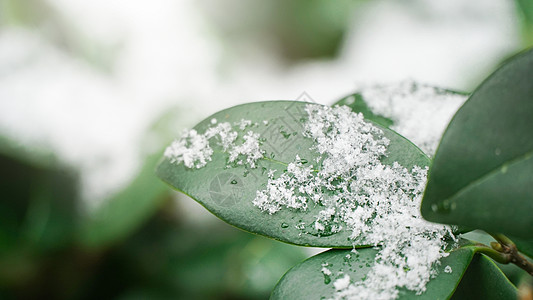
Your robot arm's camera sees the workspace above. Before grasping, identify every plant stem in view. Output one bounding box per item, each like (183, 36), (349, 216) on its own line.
(486, 232), (533, 276)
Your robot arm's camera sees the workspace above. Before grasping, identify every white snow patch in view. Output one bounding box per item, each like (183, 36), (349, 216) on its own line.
(334, 275), (351, 291)
(357, 81), (467, 156)
(164, 120), (264, 169)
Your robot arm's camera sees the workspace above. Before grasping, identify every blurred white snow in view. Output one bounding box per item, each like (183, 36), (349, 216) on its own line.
(0, 0), (522, 209)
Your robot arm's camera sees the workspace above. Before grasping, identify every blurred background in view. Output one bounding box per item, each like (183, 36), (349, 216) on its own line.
(0, 0), (531, 299)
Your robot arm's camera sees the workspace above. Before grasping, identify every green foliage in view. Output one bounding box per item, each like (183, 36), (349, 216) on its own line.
(272, 245), (477, 300)
(451, 254), (518, 299)
(79, 207), (306, 300)
(156, 101), (430, 248)
(155, 48), (533, 299)
(421, 48), (533, 238)
(0, 147), (78, 291)
(515, 0), (533, 46)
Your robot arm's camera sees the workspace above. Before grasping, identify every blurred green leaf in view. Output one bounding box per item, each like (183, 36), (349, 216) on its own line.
(421, 48), (533, 238)
(272, 245), (476, 300)
(79, 152), (170, 249)
(156, 101), (430, 248)
(515, 0), (533, 47)
(451, 254), (518, 299)
(0, 148), (78, 254)
(0, 141), (80, 295)
(80, 207), (307, 300)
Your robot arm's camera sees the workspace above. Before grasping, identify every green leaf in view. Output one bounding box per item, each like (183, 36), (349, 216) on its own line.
(271, 246), (476, 300)
(513, 236), (533, 259)
(515, 0), (533, 47)
(451, 254), (517, 299)
(79, 152), (170, 249)
(421, 49), (533, 238)
(156, 101), (430, 248)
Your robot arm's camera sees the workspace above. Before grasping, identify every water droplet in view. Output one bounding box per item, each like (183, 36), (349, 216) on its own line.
(501, 165), (508, 174)
(230, 179), (238, 184)
(323, 274), (331, 285)
(300, 158), (309, 164)
(280, 130), (291, 139)
(450, 202), (457, 210)
(431, 204), (438, 212)
(495, 148), (502, 156)
(439, 199), (451, 212)
(281, 222), (289, 228)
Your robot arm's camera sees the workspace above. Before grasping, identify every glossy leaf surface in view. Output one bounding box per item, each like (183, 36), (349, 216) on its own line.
(271, 246), (476, 300)
(421, 49), (533, 238)
(451, 254), (517, 299)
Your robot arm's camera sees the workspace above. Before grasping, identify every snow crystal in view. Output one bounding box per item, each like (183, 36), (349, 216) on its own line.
(444, 265), (452, 273)
(334, 275), (351, 291)
(165, 120), (264, 169)
(356, 81), (467, 155)
(252, 104), (454, 299)
(235, 119), (253, 130)
(321, 265), (333, 276)
(228, 131), (263, 168)
(164, 129), (213, 168)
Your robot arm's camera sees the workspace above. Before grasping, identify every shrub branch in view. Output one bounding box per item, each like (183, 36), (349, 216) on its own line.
(485, 233), (533, 276)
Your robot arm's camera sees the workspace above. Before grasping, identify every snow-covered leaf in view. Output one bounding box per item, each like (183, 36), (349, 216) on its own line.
(156, 101), (431, 248)
(333, 81), (467, 156)
(271, 244), (476, 300)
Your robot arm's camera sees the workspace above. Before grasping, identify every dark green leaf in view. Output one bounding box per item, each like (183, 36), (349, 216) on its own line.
(156, 101), (430, 248)
(513, 236), (533, 259)
(451, 254), (517, 299)
(79, 152), (170, 249)
(421, 49), (533, 238)
(0, 149), (78, 254)
(271, 246), (476, 300)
